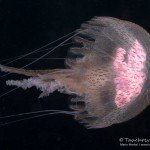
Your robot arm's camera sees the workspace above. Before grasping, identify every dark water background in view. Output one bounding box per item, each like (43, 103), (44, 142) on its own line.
(0, 0), (150, 150)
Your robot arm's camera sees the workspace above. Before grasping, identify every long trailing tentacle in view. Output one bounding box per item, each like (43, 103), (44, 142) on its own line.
(0, 30), (76, 65)
(0, 42), (72, 64)
(23, 57), (66, 60)
(0, 109), (65, 119)
(0, 87), (19, 98)
(0, 31), (83, 98)
(0, 29), (84, 78)
(0, 110), (77, 127)
(0, 99), (116, 127)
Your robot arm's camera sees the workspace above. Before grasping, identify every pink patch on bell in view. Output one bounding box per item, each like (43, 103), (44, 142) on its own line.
(113, 40), (147, 108)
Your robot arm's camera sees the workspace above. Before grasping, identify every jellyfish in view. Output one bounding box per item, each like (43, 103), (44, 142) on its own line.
(0, 16), (150, 129)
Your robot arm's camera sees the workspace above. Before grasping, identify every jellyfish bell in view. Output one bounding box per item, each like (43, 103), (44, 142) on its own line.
(0, 16), (150, 129)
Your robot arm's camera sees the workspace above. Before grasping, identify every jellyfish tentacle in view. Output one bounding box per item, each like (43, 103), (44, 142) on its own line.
(0, 30), (76, 65)
(0, 30), (83, 78)
(81, 23), (100, 32)
(0, 42), (72, 64)
(3, 68), (85, 98)
(38, 69), (85, 96)
(0, 64), (53, 77)
(38, 69), (74, 80)
(0, 64), (72, 77)
(0, 110), (76, 127)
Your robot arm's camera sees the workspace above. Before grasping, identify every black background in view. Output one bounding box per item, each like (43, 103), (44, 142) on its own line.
(0, 0), (150, 150)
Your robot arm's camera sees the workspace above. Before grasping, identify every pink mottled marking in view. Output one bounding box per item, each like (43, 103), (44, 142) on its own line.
(113, 40), (146, 108)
